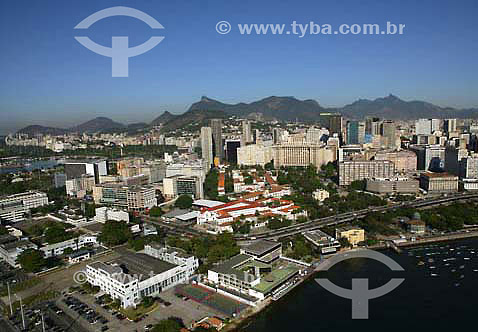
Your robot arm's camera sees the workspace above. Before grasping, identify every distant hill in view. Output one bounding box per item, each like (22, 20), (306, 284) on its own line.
(150, 111), (177, 126)
(188, 96), (325, 122)
(70, 117), (126, 133)
(17, 125), (70, 136)
(340, 94), (478, 120)
(160, 108), (228, 132)
(15, 95), (478, 136)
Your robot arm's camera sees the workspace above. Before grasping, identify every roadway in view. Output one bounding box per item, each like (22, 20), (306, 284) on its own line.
(142, 193), (478, 241)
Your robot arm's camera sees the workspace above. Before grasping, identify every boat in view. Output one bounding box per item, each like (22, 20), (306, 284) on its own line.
(430, 274), (438, 277)
(417, 261), (425, 266)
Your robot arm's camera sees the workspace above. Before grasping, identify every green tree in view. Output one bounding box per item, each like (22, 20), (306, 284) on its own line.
(149, 206), (163, 218)
(44, 224), (72, 244)
(17, 249), (47, 273)
(98, 220), (132, 246)
(0, 225), (9, 235)
(175, 195), (193, 209)
(153, 317), (184, 332)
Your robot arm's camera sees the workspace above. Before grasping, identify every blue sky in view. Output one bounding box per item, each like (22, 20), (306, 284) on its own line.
(0, 0), (477, 133)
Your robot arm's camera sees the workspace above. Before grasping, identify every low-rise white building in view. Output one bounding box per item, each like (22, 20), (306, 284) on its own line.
(0, 191), (49, 222)
(313, 189), (330, 202)
(86, 247), (198, 308)
(40, 235), (98, 258)
(0, 237), (38, 268)
(144, 244), (199, 277)
(93, 207), (130, 223)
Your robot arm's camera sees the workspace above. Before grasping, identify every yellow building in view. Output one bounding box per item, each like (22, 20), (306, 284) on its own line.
(336, 226), (365, 246)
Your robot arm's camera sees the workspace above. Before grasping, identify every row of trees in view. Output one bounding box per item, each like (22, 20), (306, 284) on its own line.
(167, 233), (240, 273)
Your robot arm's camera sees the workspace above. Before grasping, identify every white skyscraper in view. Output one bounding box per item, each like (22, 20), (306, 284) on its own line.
(201, 127), (213, 168)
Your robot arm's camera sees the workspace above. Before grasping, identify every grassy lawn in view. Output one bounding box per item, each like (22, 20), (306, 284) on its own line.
(120, 301), (159, 321)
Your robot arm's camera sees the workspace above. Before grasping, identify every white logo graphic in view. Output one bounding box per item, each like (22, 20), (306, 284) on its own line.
(315, 249), (404, 319)
(74, 6), (165, 77)
(216, 21), (232, 34)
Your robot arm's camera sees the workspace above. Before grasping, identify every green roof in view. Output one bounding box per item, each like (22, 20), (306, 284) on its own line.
(253, 266), (300, 294)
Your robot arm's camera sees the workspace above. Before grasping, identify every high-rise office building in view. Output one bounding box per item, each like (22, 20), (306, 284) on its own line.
(200, 127), (213, 168)
(273, 144), (335, 168)
(210, 119), (223, 161)
(381, 120), (398, 149)
(346, 121), (365, 145)
(64, 159), (108, 184)
(241, 120), (253, 146)
(225, 139), (241, 164)
(320, 113), (342, 136)
(365, 117), (380, 135)
(444, 119), (457, 133)
(339, 160), (395, 186)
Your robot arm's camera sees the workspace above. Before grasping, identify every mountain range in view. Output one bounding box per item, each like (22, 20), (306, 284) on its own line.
(16, 95), (478, 135)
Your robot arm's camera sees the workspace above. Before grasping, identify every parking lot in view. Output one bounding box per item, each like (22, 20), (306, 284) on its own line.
(68, 286), (226, 332)
(7, 301), (89, 332)
(58, 295), (110, 332)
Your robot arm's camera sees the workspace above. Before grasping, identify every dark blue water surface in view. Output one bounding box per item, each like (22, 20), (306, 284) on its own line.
(238, 238), (478, 331)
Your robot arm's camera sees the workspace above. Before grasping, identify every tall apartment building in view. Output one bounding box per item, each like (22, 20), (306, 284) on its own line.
(237, 144), (274, 167)
(201, 127), (214, 168)
(273, 144), (335, 168)
(374, 150), (417, 173)
(93, 184), (157, 211)
(339, 160), (395, 186)
(210, 119), (223, 161)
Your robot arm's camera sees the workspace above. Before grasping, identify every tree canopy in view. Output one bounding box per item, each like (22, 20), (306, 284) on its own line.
(18, 249), (47, 273)
(175, 195), (193, 209)
(98, 220), (132, 246)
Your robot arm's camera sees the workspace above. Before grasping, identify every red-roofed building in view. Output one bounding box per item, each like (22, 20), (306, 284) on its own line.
(197, 197), (306, 233)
